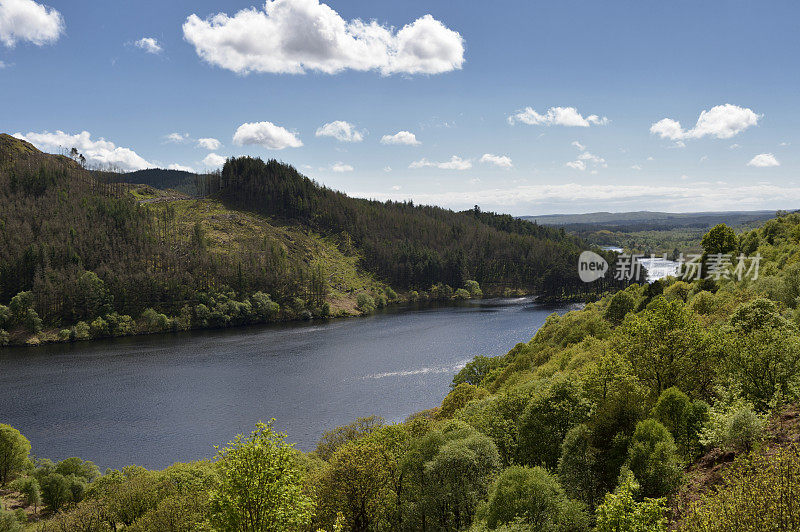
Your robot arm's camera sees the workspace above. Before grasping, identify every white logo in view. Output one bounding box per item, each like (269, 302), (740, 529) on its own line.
(578, 251), (608, 282)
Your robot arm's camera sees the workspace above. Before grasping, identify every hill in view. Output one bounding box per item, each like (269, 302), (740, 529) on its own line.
(523, 210), (776, 229)
(120, 168), (206, 197)
(0, 134), (611, 346)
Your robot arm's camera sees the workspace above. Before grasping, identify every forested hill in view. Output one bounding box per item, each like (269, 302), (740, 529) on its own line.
(202, 156), (599, 293)
(0, 135), (615, 346)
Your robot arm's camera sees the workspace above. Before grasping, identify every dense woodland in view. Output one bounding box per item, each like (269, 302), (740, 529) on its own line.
(5, 214), (800, 530)
(0, 135), (620, 346)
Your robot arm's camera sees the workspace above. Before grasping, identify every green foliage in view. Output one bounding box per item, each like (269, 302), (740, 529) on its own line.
(613, 297), (711, 396)
(605, 290), (636, 325)
(0, 507), (24, 532)
(400, 420), (501, 531)
(558, 424), (601, 510)
(682, 444), (800, 531)
(465, 280), (483, 298)
(454, 288), (471, 300)
(517, 379), (590, 469)
(650, 387), (708, 459)
(0, 424), (30, 485)
(315, 416), (384, 462)
(699, 398), (765, 452)
(439, 383), (489, 419)
(701, 224), (737, 256)
(0, 330), (7, 346)
(451, 355), (504, 388)
(356, 293), (376, 313)
(595, 471), (668, 532)
(40, 473), (72, 511)
(477, 465), (588, 531)
(625, 419), (682, 498)
(209, 421), (312, 531)
(12, 477), (41, 513)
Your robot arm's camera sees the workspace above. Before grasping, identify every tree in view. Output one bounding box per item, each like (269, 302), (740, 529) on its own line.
(517, 379), (590, 470)
(0, 424), (30, 485)
(650, 387), (708, 459)
(595, 471), (667, 532)
(209, 421), (312, 532)
(558, 424), (600, 510)
(439, 383), (488, 419)
(613, 297), (712, 396)
(478, 465), (588, 531)
(13, 477), (41, 514)
(625, 420), (682, 499)
(315, 416), (384, 461)
(605, 290), (636, 326)
(701, 224), (737, 256)
(451, 355), (503, 388)
(40, 473), (72, 511)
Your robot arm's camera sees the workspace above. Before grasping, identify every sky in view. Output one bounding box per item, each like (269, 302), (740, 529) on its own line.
(2, 0), (799, 215)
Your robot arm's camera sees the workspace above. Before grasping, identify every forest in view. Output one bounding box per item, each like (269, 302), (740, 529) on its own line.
(4, 212), (800, 530)
(0, 134), (619, 347)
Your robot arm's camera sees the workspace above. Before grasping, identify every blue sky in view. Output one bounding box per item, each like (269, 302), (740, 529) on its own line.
(2, 0), (799, 215)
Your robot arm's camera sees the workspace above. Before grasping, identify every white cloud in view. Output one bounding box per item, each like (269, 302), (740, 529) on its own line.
(507, 106), (609, 127)
(410, 155), (472, 170)
(233, 121), (303, 149)
(647, 156), (655, 161)
(168, 163), (196, 172)
(571, 140), (586, 151)
(480, 153), (513, 169)
(779, 141), (791, 147)
(631, 164), (642, 170)
(650, 104), (761, 141)
(565, 160), (586, 171)
(315, 121), (364, 142)
(331, 162), (353, 172)
(203, 153), (226, 168)
(383, 166), (392, 172)
(13, 130), (152, 171)
(747, 153), (780, 167)
(391, 185), (401, 190)
(134, 37), (162, 54)
(0, 60), (5, 68)
(197, 137), (222, 150)
(182, 0), (464, 76)
(381, 131), (420, 146)
(577, 151), (607, 167)
(0, 0), (63, 47)
(700, 155), (708, 162)
(729, 143), (741, 150)
(166, 132), (190, 143)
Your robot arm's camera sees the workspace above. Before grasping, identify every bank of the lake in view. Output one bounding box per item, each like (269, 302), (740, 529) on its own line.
(0, 297), (577, 469)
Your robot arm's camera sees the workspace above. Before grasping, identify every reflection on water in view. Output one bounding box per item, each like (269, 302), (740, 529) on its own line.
(0, 298), (575, 468)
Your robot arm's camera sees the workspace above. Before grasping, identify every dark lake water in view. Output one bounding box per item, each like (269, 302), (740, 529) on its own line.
(0, 298), (576, 469)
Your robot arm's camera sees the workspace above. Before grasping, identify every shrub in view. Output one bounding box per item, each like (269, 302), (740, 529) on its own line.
(452, 355), (504, 388)
(251, 292), (280, 321)
(595, 471), (668, 532)
(682, 444), (800, 531)
(0, 424), (30, 485)
(105, 313), (135, 336)
(71, 321), (90, 341)
(558, 424), (600, 510)
(356, 293), (376, 313)
(0, 330), (8, 346)
(453, 288), (471, 300)
(12, 477), (41, 513)
(40, 473), (72, 511)
(384, 287), (398, 301)
(0, 305), (10, 329)
(605, 290), (636, 325)
(408, 290), (419, 302)
(465, 280), (483, 298)
(625, 419), (682, 498)
(23, 308), (42, 333)
(700, 399), (765, 452)
(140, 308), (169, 332)
(439, 383), (489, 419)
(650, 387), (708, 459)
(90, 317), (110, 338)
(478, 465), (588, 531)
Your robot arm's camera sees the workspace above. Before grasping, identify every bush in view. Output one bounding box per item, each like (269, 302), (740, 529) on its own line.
(140, 308), (169, 332)
(700, 399), (765, 452)
(595, 471), (668, 532)
(439, 383), (489, 419)
(0, 424), (30, 485)
(105, 313), (135, 336)
(71, 321), (90, 341)
(251, 292), (279, 321)
(40, 473), (72, 511)
(605, 290), (636, 325)
(0, 305), (10, 329)
(13, 477), (41, 513)
(650, 387), (708, 459)
(408, 290), (419, 302)
(682, 444), (800, 531)
(384, 287), (398, 301)
(0, 330), (8, 346)
(465, 280), (483, 298)
(478, 465), (588, 531)
(23, 308), (42, 333)
(558, 424), (600, 510)
(356, 293), (376, 313)
(453, 288), (471, 300)
(58, 329), (71, 341)
(626, 419), (682, 498)
(452, 355), (504, 388)
(90, 317), (110, 338)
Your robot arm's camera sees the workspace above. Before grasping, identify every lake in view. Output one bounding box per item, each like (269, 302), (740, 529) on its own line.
(0, 298), (576, 469)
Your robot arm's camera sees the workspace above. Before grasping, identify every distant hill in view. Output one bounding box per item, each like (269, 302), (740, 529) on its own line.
(119, 168), (208, 197)
(523, 210), (778, 231)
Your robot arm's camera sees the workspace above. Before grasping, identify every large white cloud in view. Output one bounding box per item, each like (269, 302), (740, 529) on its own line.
(13, 130), (152, 171)
(233, 121), (303, 149)
(748, 153), (780, 167)
(182, 0), (464, 75)
(134, 37), (162, 54)
(330, 162), (353, 172)
(315, 121), (364, 142)
(0, 0), (63, 47)
(507, 106), (608, 127)
(381, 131), (420, 146)
(409, 155), (471, 170)
(479, 153), (513, 169)
(650, 104), (761, 141)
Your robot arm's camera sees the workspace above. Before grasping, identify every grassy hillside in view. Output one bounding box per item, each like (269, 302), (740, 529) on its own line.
(0, 134), (611, 346)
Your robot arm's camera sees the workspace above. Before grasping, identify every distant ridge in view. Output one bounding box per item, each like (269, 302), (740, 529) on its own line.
(522, 210), (778, 229)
